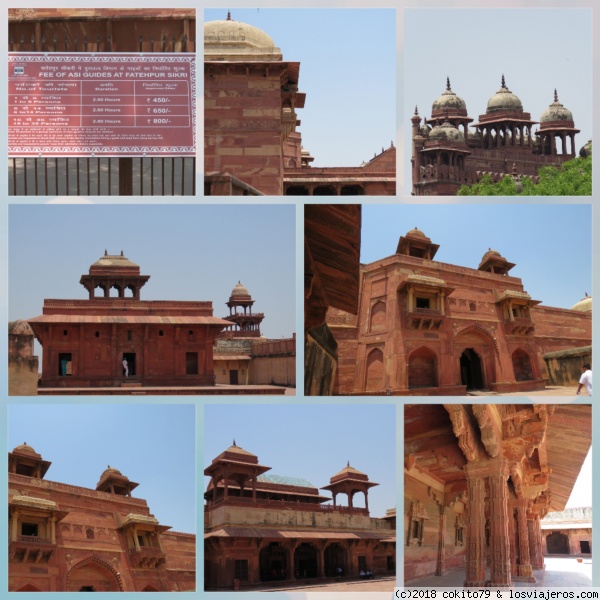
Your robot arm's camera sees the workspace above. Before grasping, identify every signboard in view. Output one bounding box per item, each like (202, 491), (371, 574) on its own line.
(9, 53), (195, 157)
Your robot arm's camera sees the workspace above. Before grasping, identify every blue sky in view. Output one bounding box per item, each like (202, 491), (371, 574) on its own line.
(204, 404), (396, 519)
(361, 204), (591, 311)
(403, 7), (592, 193)
(8, 204), (296, 346)
(205, 8), (396, 168)
(8, 403), (196, 533)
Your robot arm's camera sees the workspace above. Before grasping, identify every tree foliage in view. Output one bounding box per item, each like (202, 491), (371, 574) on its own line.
(457, 154), (592, 196)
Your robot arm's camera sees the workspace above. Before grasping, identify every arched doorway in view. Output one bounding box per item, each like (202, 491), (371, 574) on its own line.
(260, 542), (288, 581)
(66, 557), (123, 592)
(294, 543), (317, 579)
(546, 532), (570, 555)
(460, 348), (484, 390)
(324, 543), (346, 577)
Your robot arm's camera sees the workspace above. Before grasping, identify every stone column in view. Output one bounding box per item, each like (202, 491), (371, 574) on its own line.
(317, 543), (325, 578)
(528, 513), (544, 570)
(11, 509), (19, 541)
(133, 526), (140, 551)
(515, 500), (534, 580)
(49, 516), (56, 544)
(488, 459), (512, 587)
(464, 464), (486, 586)
(508, 505), (517, 576)
(435, 505), (446, 576)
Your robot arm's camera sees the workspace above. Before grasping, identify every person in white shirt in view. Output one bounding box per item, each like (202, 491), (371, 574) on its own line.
(122, 358), (129, 377)
(577, 363), (592, 396)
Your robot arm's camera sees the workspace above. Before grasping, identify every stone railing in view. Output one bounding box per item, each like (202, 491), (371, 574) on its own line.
(208, 496), (368, 515)
(17, 535), (53, 545)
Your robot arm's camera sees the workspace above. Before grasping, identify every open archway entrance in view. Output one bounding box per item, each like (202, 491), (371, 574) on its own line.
(67, 558), (122, 592)
(260, 542), (288, 581)
(324, 543), (346, 577)
(546, 532), (570, 555)
(294, 543), (317, 579)
(460, 348), (484, 390)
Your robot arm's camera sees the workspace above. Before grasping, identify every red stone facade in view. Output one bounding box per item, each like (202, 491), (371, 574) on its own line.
(27, 252), (232, 389)
(405, 404), (591, 586)
(328, 227), (591, 395)
(8, 443), (195, 592)
(204, 443), (395, 589)
(205, 16), (395, 196)
(412, 78), (581, 195)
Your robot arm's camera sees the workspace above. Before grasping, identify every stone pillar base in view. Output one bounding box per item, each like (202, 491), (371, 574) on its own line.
(514, 575), (537, 583)
(465, 580), (487, 587)
(517, 565), (533, 578)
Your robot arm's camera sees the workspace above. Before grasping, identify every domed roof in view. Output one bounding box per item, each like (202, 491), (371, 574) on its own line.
(540, 90), (574, 123)
(406, 227), (428, 240)
(204, 13), (281, 61)
(579, 140), (592, 158)
(432, 77), (467, 114)
(90, 250), (139, 269)
(100, 465), (123, 479)
(571, 293), (592, 312)
(231, 281), (251, 298)
(428, 120), (465, 143)
(486, 75), (523, 113)
(12, 442), (39, 457)
(8, 320), (34, 336)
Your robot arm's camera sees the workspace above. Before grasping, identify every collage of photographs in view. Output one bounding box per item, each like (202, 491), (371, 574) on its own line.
(3, 1), (595, 596)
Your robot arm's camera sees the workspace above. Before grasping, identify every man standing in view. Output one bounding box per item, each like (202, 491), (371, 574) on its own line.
(122, 358), (129, 377)
(577, 363), (592, 396)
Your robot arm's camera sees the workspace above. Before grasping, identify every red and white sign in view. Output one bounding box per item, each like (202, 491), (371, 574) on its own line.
(9, 53), (195, 156)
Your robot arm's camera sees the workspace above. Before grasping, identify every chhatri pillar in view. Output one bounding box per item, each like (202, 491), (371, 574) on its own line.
(488, 458), (512, 587)
(435, 504), (447, 576)
(528, 512), (545, 570)
(515, 499), (535, 581)
(464, 463), (486, 586)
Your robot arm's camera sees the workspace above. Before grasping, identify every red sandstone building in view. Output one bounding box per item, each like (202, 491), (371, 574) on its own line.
(204, 14), (395, 196)
(411, 77), (582, 195)
(27, 251), (232, 390)
(204, 442), (395, 590)
(326, 226), (591, 395)
(8, 443), (195, 591)
(404, 404), (591, 586)
(541, 507), (592, 557)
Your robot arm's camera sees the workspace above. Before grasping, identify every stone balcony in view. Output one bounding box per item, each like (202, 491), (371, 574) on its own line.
(406, 308), (444, 330)
(129, 545), (166, 569)
(9, 535), (56, 563)
(506, 316), (535, 335)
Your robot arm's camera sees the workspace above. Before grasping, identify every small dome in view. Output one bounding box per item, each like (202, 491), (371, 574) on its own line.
(12, 442), (39, 456)
(580, 140), (592, 158)
(540, 90), (574, 123)
(486, 76), (523, 113)
(91, 250), (139, 269)
(571, 294), (592, 312)
(432, 77), (467, 114)
(8, 320), (34, 336)
(100, 466), (123, 479)
(204, 14), (281, 61)
(406, 227), (428, 239)
(429, 120), (465, 143)
(231, 281), (251, 297)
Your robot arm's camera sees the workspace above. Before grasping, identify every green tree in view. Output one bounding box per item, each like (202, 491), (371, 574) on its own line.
(457, 154), (591, 196)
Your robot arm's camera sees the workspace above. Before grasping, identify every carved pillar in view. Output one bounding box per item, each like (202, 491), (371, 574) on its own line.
(464, 466), (486, 586)
(508, 506), (517, 576)
(436, 505), (446, 576)
(11, 509), (19, 542)
(528, 513), (544, 570)
(488, 460), (512, 587)
(317, 542), (325, 578)
(49, 516), (56, 544)
(133, 526), (140, 551)
(516, 500), (534, 580)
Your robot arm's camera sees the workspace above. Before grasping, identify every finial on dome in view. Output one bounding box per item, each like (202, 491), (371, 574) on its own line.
(120, 250), (124, 256)
(347, 460), (350, 467)
(227, 10), (231, 21)
(108, 464), (111, 468)
(104, 249), (108, 256)
(446, 76), (451, 91)
(554, 88), (558, 103)
(501, 74), (506, 88)
(233, 439), (237, 446)
(414, 105), (419, 115)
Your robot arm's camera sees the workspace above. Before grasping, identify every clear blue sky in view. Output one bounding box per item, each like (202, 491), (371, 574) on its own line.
(204, 404), (396, 519)
(205, 8), (396, 168)
(403, 7), (592, 194)
(9, 204), (295, 346)
(8, 403), (196, 533)
(361, 204), (591, 311)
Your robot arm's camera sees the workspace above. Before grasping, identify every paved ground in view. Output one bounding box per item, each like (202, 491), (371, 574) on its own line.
(39, 384), (294, 396)
(469, 386), (589, 397)
(409, 557), (592, 587)
(254, 575), (396, 593)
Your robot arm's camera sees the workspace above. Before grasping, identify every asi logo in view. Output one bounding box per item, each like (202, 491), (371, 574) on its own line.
(13, 66), (25, 75)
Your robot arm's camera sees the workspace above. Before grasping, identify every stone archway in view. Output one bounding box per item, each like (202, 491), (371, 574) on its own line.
(365, 348), (384, 391)
(324, 542), (346, 577)
(460, 348), (484, 390)
(454, 326), (497, 389)
(66, 556), (124, 592)
(260, 542), (289, 581)
(408, 346), (437, 388)
(512, 349), (534, 381)
(294, 543), (318, 579)
(546, 532), (570, 555)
